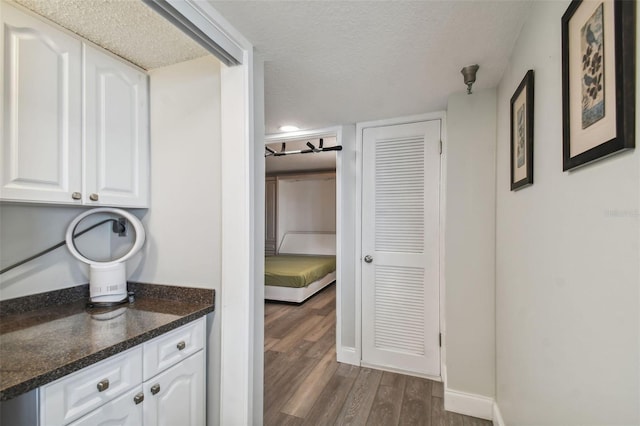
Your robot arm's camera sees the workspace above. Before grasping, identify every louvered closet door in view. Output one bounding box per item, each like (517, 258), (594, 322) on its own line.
(361, 120), (440, 377)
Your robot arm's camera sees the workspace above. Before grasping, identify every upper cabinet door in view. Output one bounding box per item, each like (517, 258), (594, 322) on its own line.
(0, 4), (82, 204)
(84, 45), (149, 208)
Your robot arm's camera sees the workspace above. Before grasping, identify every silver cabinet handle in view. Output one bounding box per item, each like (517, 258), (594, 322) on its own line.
(151, 384), (160, 395)
(71, 192), (82, 200)
(364, 255), (373, 263)
(134, 392), (144, 405)
(97, 379), (109, 392)
(176, 341), (186, 351)
(89, 193), (99, 201)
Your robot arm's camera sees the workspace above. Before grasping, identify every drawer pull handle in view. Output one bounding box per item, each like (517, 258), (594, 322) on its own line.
(134, 392), (144, 405)
(151, 384), (160, 395)
(177, 341), (186, 351)
(97, 379), (109, 392)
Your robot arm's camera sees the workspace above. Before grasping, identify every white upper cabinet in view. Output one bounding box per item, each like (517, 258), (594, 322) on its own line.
(0, 3), (149, 207)
(0, 4), (82, 204)
(84, 45), (149, 207)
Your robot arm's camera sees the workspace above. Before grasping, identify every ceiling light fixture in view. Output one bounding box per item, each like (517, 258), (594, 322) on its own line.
(279, 125), (300, 132)
(461, 64), (480, 95)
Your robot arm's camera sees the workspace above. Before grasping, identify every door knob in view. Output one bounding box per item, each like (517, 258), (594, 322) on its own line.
(89, 193), (99, 201)
(364, 255), (373, 263)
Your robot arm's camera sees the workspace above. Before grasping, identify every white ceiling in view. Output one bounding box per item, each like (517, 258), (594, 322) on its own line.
(13, 0), (208, 70)
(211, 0), (531, 134)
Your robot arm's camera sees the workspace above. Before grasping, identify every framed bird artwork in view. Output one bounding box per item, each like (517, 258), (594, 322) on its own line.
(561, 0), (635, 171)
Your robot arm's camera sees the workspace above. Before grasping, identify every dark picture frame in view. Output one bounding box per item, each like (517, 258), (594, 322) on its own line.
(561, 0), (635, 171)
(510, 70), (534, 190)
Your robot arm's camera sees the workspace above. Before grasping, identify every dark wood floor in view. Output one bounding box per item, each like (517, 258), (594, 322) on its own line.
(264, 284), (492, 426)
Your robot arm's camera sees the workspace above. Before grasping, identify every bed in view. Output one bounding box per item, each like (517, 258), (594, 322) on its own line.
(265, 232), (336, 303)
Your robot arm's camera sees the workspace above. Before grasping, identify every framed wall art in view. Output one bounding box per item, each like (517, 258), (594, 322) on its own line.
(561, 0), (635, 171)
(511, 70), (534, 190)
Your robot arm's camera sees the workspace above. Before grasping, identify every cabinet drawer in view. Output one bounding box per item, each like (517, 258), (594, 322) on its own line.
(40, 346), (142, 425)
(67, 386), (143, 426)
(143, 318), (205, 381)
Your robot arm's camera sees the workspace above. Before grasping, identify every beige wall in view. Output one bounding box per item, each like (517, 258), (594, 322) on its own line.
(445, 89), (497, 398)
(495, 1), (640, 424)
(276, 174), (336, 249)
(128, 55), (223, 426)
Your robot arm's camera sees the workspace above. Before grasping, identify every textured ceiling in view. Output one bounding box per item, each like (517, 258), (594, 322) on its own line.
(211, 0), (531, 134)
(13, 0), (208, 70)
(266, 137), (337, 174)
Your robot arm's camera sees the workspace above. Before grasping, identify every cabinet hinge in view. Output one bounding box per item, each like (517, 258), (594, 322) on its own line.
(439, 333), (442, 347)
(439, 140), (443, 155)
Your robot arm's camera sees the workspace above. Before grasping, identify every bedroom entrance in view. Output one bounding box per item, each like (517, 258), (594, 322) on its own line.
(262, 129), (342, 423)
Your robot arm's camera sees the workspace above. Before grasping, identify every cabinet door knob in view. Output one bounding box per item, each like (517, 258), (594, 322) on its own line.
(364, 255), (373, 263)
(89, 193), (99, 201)
(96, 379), (109, 392)
(71, 192), (82, 200)
(176, 341), (186, 351)
(151, 384), (160, 395)
(133, 392), (144, 405)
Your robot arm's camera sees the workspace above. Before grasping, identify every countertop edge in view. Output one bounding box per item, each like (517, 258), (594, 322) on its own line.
(0, 304), (213, 401)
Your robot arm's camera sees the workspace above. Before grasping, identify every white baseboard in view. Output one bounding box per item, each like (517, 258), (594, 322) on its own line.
(444, 388), (494, 421)
(492, 401), (505, 426)
(337, 346), (359, 365)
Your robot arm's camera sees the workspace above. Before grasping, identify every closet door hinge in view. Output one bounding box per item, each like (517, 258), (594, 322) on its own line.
(439, 140), (443, 155)
(439, 333), (442, 347)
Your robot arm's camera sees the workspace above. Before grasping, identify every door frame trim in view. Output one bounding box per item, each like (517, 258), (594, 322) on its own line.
(355, 111), (447, 381)
(264, 126), (347, 362)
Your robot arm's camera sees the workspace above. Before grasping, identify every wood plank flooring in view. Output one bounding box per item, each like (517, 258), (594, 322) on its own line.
(264, 284), (491, 426)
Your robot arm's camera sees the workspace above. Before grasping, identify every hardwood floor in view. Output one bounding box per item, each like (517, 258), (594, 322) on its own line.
(264, 284), (491, 426)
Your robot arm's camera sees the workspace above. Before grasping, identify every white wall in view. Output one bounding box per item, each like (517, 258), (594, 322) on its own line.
(495, 1), (640, 424)
(0, 205), (110, 300)
(445, 89), (497, 399)
(128, 56), (221, 288)
(338, 125), (357, 349)
(276, 174), (336, 249)
(128, 56), (223, 425)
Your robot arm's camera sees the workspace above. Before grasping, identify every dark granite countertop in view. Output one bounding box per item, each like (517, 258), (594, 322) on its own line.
(0, 283), (214, 401)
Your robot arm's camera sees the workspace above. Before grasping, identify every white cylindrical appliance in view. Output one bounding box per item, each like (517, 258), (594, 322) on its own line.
(66, 208), (145, 303)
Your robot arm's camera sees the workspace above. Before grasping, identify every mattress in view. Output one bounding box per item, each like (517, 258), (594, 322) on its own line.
(265, 255), (336, 288)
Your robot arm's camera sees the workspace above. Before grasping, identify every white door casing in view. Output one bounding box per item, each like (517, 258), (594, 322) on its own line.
(361, 120), (441, 377)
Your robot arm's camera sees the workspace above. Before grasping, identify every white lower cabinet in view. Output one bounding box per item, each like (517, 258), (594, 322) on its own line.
(143, 351), (205, 426)
(38, 318), (205, 426)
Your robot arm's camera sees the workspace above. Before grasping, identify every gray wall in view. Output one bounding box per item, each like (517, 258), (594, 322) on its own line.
(495, 1), (640, 424)
(252, 53), (266, 426)
(445, 89), (497, 398)
(0, 205), (110, 300)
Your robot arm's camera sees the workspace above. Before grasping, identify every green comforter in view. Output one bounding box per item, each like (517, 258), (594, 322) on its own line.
(265, 255), (336, 288)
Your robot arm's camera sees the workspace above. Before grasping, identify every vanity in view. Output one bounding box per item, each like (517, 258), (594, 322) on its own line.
(0, 283), (214, 426)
